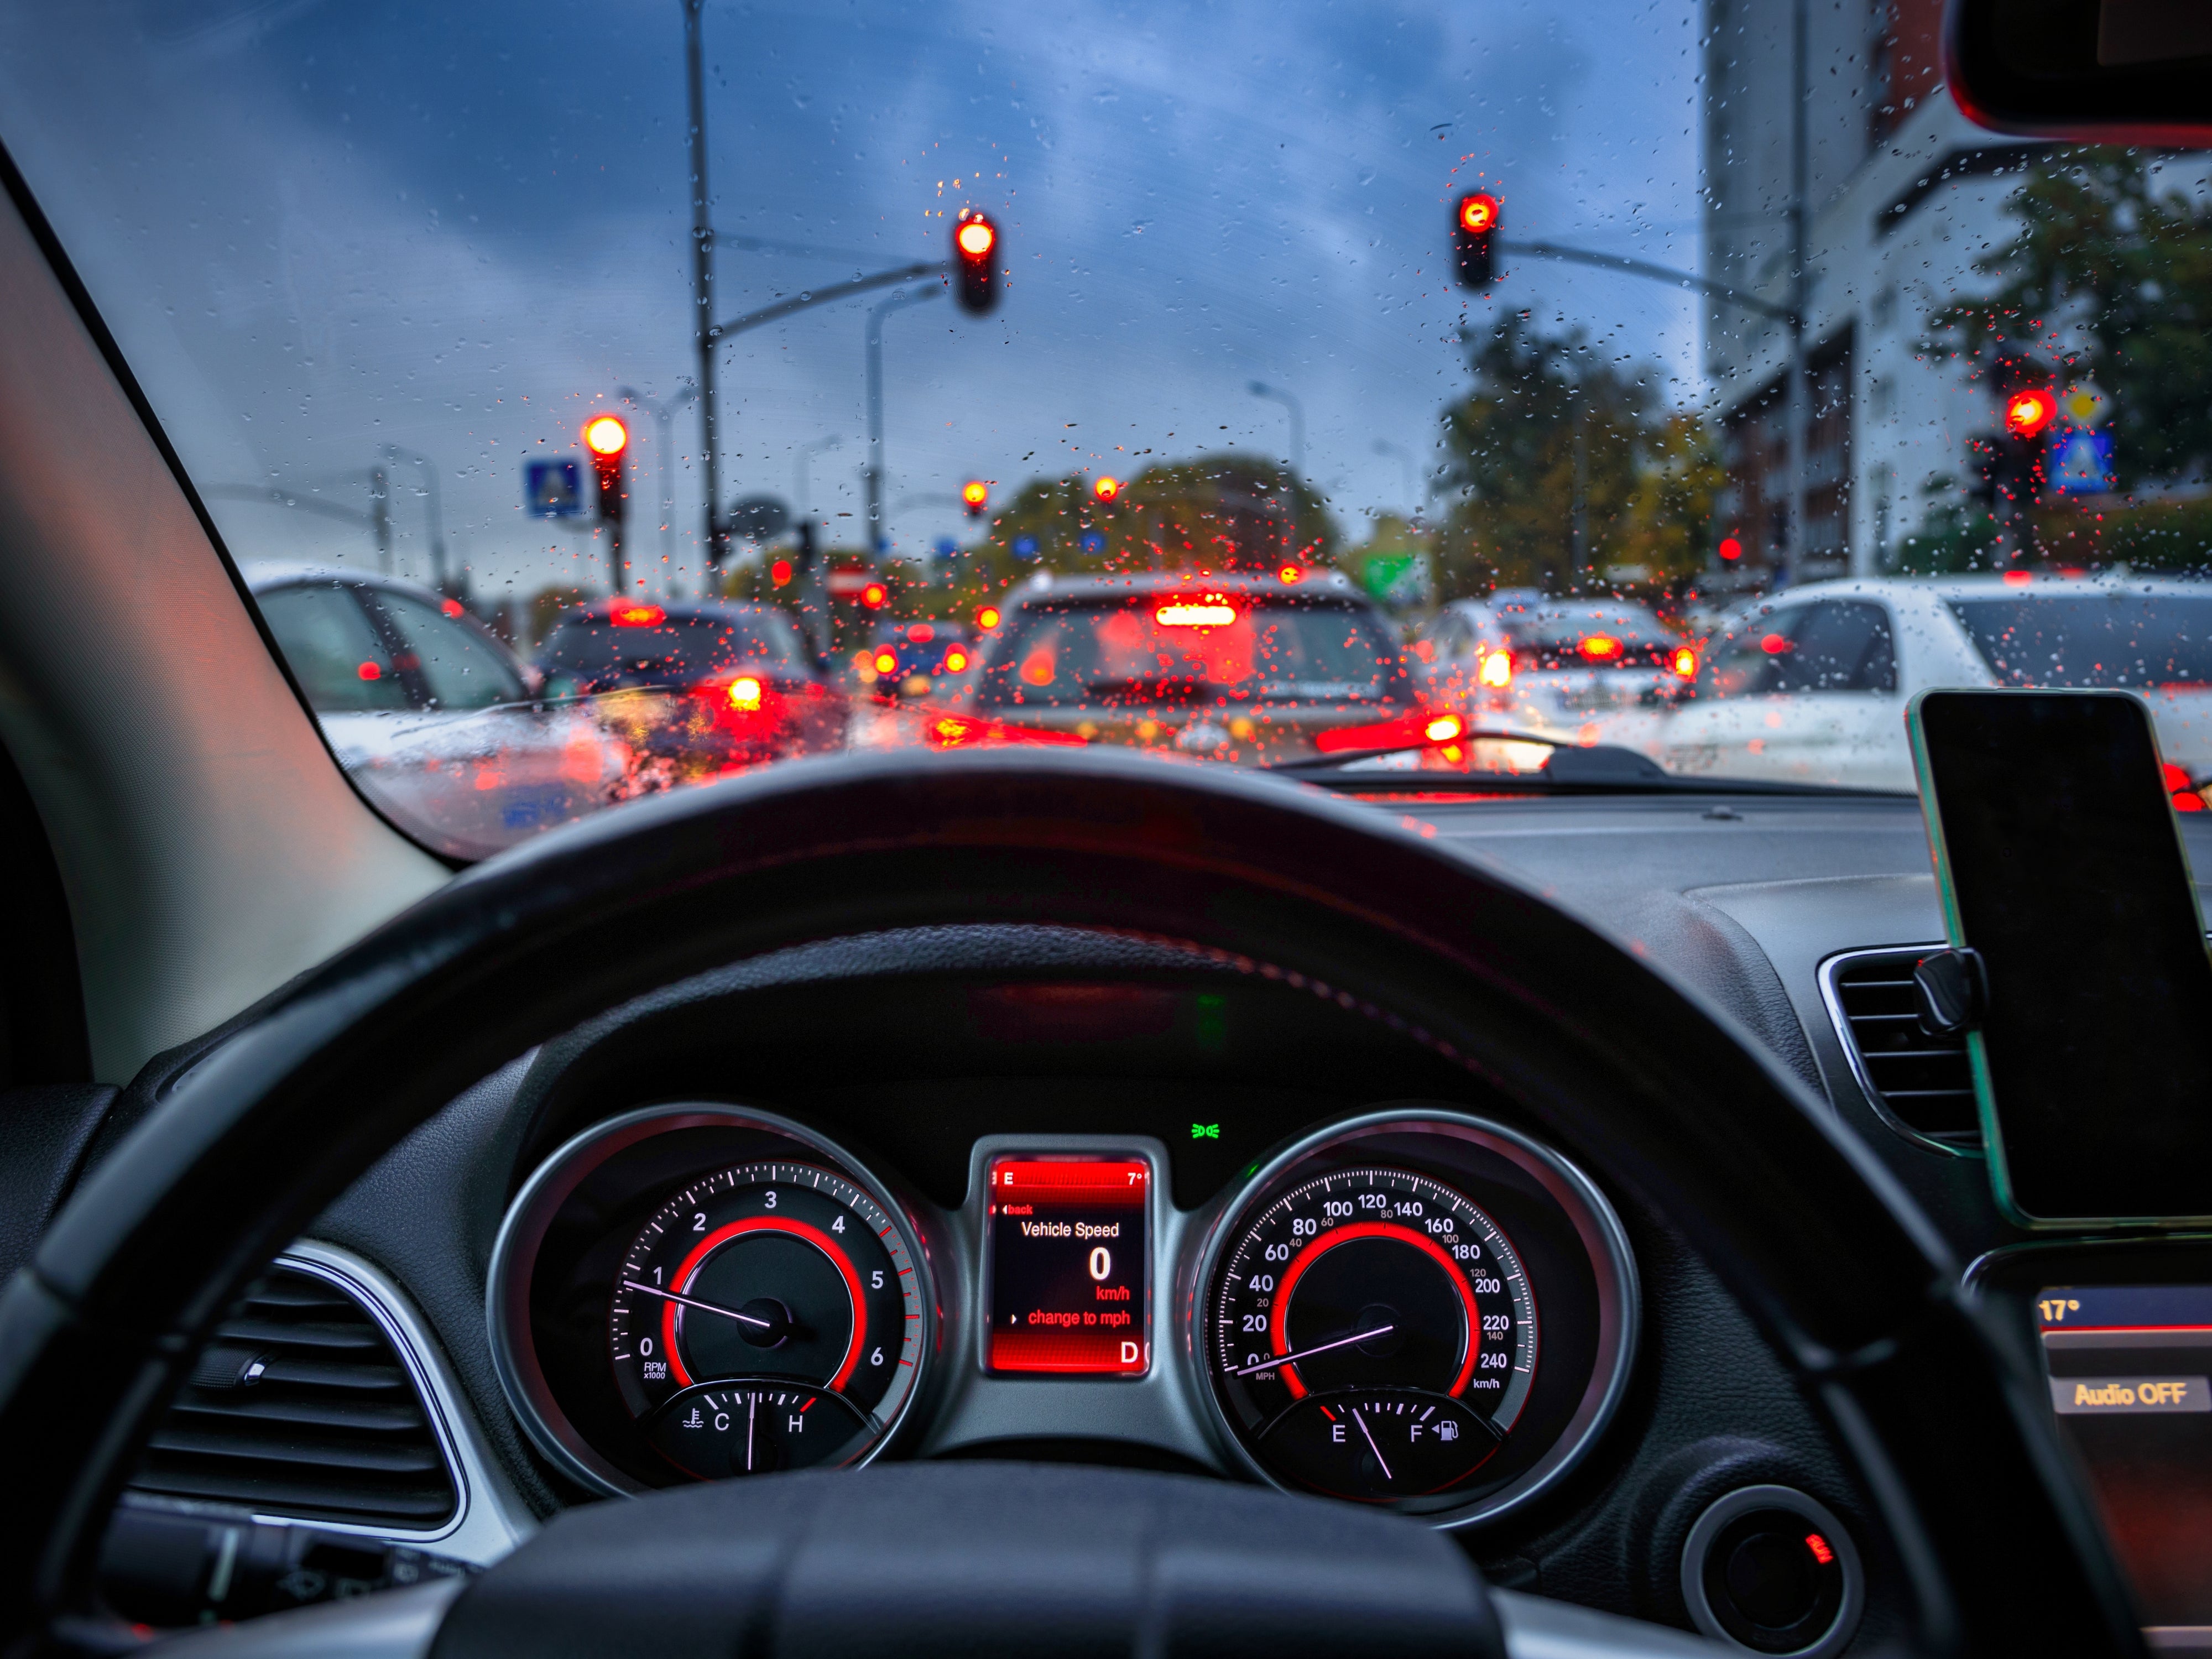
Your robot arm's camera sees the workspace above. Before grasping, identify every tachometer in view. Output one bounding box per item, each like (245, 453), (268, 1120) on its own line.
(1211, 1167), (1537, 1497)
(609, 1160), (922, 1477)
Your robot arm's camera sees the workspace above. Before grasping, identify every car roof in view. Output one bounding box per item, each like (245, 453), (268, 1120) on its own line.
(1745, 573), (2212, 607)
(239, 560), (456, 607)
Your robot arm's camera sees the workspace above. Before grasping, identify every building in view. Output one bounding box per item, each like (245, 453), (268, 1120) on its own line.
(1701, 0), (2048, 587)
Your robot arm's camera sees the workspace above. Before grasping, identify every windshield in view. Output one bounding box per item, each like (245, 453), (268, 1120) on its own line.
(5, 3), (2210, 855)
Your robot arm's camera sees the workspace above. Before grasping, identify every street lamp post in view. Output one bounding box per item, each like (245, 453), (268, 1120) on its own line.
(618, 383), (697, 599)
(1247, 381), (1307, 479)
(1372, 439), (1420, 518)
(794, 434), (843, 519)
(864, 286), (943, 558)
(377, 445), (450, 594)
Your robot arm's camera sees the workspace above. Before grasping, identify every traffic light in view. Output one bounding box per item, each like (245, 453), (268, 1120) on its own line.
(953, 211), (1000, 315)
(1092, 475), (1122, 503)
(2004, 386), (2058, 440)
(962, 479), (989, 518)
(584, 414), (629, 524)
(1454, 191), (1500, 292)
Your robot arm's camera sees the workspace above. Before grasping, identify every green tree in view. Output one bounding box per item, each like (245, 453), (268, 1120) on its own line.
(1927, 150), (2212, 489)
(1433, 313), (1718, 598)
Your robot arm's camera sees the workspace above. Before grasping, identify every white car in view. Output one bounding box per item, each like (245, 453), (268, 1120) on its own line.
(245, 564), (630, 859)
(1412, 596), (1694, 743)
(1587, 575), (2212, 792)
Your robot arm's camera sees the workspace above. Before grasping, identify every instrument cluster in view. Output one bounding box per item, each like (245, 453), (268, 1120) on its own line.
(488, 1103), (1637, 1527)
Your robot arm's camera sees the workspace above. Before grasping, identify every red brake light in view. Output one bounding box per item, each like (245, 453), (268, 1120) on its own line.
(975, 606), (1001, 630)
(1671, 646), (1698, 679)
(1760, 632), (1791, 655)
(440, 598), (465, 619)
(728, 676), (764, 712)
(1154, 597), (1237, 628)
(873, 651), (898, 674)
(1579, 635), (1623, 661)
(2165, 761), (2206, 811)
(908, 624), (936, 643)
(1478, 649), (1512, 688)
(2002, 569), (2032, 588)
(944, 649), (969, 672)
(612, 602), (666, 627)
(1423, 713), (1464, 744)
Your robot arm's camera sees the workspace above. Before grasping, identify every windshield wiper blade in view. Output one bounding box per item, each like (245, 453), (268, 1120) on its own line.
(1265, 726), (1577, 774)
(1270, 728), (1909, 797)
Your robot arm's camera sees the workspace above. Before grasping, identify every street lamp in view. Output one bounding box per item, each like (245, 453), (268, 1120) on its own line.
(794, 434), (843, 518)
(379, 444), (450, 596)
(1247, 380), (1306, 479)
(865, 285), (943, 556)
(618, 383), (698, 599)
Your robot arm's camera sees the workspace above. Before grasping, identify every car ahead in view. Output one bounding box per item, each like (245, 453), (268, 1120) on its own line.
(1414, 596), (1694, 743)
(937, 571), (1440, 762)
(859, 618), (975, 702)
(535, 598), (848, 784)
(244, 564), (627, 858)
(1584, 575), (2212, 797)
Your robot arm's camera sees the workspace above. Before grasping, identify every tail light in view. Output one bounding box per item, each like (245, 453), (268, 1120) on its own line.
(1315, 708), (1465, 755)
(612, 602), (666, 628)
(2164, 761), (2206, 813)
(874, 651), (899, 675)
(1478, 649), (1513, 688)
(1579, 635), (1623, 662)
(944, 649), (970, 672)
(729, 677), (764, 712)
(1155, 597), (1238, 628)
(925, 714), (1086, 750)
(1671, 646), (1698, 680)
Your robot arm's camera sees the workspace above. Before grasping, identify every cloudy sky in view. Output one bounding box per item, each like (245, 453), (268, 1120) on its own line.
(0, 0), (1711, 603)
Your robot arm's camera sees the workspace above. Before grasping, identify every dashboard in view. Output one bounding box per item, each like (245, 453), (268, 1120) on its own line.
(483, 1103), (1635, 1523)
(88, 789), (2212, 1652)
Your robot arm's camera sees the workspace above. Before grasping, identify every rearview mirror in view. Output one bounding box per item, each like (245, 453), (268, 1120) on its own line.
(1948, 0), (2212, 141)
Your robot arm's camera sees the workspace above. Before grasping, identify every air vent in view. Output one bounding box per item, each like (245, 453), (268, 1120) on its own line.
(1824, 949), (1981, 1150)
(129, 1265), (457, 1530)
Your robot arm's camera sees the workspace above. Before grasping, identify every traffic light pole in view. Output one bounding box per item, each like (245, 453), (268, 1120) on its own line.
(683, 1), (724, 577)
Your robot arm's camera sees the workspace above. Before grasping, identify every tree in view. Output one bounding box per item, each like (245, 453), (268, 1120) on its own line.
(1433, 312), (1718, 598)
(1927, 150), (2212, 490)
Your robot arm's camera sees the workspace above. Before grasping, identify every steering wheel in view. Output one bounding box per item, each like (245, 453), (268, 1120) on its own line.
(0, 750), (2137, 1653)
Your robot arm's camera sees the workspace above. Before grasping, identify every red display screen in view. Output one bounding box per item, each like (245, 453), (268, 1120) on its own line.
(987, 1157), (1150, 1374)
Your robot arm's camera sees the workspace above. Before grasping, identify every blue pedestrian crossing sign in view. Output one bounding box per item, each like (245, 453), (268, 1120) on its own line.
(525, 458), (585, 518)
(2052, 429), (2114, 495)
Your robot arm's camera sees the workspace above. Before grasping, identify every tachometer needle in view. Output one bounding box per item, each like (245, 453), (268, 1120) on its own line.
(621, 1279), (771, 1329)
(1350, 1406), (1393, 1483)
(1228, 1323), (1395, 1376)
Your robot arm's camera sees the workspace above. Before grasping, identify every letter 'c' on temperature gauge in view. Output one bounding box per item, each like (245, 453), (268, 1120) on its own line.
(987, 1157), (1150, 1374)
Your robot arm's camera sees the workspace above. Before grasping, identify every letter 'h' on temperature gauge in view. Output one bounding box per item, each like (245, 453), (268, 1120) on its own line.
(987, 1157), (1150, 1374)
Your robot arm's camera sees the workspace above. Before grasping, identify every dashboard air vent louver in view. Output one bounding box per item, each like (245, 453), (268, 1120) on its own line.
(1826, 950), (1981, 1150)
(129, 1265), (457, 1529)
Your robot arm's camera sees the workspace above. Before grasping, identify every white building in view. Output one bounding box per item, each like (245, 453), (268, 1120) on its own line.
(1702, 0), (2048, 585)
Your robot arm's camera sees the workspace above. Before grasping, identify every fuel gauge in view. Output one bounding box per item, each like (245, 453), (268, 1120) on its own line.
(1257, 1387), (1501, 1502)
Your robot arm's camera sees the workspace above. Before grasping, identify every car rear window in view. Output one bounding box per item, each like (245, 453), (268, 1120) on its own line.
(975, 597), (1409, 709)
(541, 612), (807, 690)
(1950, 595), (2212, 688)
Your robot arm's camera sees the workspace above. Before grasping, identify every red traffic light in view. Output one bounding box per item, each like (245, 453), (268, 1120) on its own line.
(2004, 387), (2058, 440)
(859, 580), (889, 610)
(953, 210), (1001, 316)
(1093, 475), (1122, 503)
(962, 479), (989, 517)
(585, 414), (629, 526)
(1454, 191), (1500, 292)
(770, 558), (793, 587)
(1717, 534), (1743, 562)
(583, 414), (629, 456)
(975, 604), (1002, 630)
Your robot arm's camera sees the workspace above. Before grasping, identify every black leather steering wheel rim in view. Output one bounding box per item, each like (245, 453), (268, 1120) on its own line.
(0, 749), (2137, 1651)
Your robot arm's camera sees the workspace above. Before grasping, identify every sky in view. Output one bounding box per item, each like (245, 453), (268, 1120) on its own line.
(0, 0), (1713, 605)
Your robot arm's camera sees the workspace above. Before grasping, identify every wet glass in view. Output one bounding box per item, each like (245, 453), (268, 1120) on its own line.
(2, 1), (2208, 857)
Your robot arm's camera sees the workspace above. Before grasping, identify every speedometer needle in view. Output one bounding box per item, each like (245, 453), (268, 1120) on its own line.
(1228, 1323), (1395, 1376)
(1350, 1406), (1394, 1482)
(621, 1279), (772, 1329)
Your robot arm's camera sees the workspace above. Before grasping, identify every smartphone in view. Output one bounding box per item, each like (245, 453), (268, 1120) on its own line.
(1909, 688), (2212, 1228)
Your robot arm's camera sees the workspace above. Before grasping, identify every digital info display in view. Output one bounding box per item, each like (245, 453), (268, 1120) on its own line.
(987, 1157), (1150, 1375)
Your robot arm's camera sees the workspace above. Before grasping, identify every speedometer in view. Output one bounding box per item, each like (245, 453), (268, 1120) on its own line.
(1211, 1167), (1537, 1499)
(1196, 1109), (1639, 1523)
